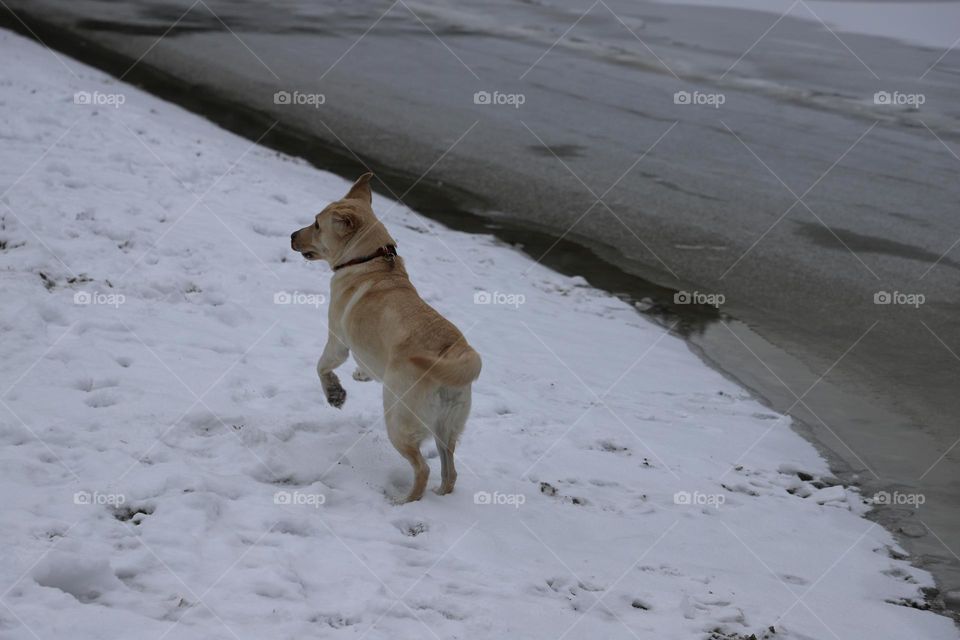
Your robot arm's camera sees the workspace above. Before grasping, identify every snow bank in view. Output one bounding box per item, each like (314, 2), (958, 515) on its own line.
(0, 30), (953, 640)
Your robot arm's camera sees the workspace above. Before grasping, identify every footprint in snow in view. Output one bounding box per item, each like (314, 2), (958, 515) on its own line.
(708, 627), (778, 640)
(32, 553), (123, 604)
(393, 518), (429, 537)
(309, 613), (360, 629)
(251, 223), (288, 238)
(84, 390), (120, 408)
(183, 413), (225, 437)
(593, 439), (630, 455)
(680, 593), (745, 626)
(719, 482), (763, 498)
(274, 519), (317, 537)
(638, 564), (685, 578)
(112, 503), (155, 525)
(539, 481), (589, 506)
(542, 577), (610, 613)
(409, 600), (468, 621)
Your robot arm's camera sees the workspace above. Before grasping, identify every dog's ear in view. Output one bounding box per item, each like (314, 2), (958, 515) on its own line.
(332, 211), (358, 236)
(344, 172), (373, 203)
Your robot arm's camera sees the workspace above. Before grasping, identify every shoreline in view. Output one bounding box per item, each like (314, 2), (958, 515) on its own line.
(1, 5), (956, 623)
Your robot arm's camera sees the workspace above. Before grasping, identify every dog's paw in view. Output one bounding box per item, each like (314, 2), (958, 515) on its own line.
(323, 376), (347, 409)
(326, 384), (347, 408)
(352, 368), (373, 382)
(395, 492), (424, 505)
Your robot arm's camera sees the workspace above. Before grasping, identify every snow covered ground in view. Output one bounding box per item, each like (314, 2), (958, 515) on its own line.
(0, 29), (954, 640)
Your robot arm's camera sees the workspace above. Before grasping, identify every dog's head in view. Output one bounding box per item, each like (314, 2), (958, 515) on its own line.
(290, 173), (390, 264)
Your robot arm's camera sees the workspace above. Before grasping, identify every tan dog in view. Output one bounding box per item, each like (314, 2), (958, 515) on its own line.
(290, 173), (481, 502)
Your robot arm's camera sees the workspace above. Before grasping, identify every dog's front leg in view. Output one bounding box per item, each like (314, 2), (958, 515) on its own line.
(317, 331), (350, 409)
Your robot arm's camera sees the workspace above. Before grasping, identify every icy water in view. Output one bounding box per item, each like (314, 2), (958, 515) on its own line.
(2, 0), (959, 620)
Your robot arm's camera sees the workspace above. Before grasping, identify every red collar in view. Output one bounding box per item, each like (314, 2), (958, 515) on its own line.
(333, 245), (398, 271)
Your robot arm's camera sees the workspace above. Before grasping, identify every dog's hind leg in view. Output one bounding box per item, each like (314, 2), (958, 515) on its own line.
(396, 440), (429, 503)
(433, 436), (457, 496)
(433, 386), (471, 496)
(387, 416), (429, 503)
(383, 383), (430, 503)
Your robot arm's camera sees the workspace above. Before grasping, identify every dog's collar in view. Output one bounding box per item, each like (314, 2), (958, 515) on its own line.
(333, 244), (398, 271)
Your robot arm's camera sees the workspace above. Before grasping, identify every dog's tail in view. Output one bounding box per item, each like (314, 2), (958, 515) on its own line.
(409, 347), (482, 387)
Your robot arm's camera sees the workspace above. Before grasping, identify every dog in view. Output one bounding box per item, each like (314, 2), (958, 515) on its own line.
(290, 173), (481, 502)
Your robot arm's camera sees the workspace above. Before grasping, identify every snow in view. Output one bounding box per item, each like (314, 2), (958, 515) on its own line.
(651, 0), (960, 49)
(0, 29), (955, 640)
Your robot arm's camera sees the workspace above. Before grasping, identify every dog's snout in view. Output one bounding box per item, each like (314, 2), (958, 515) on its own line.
(290, 230), (298, 250)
